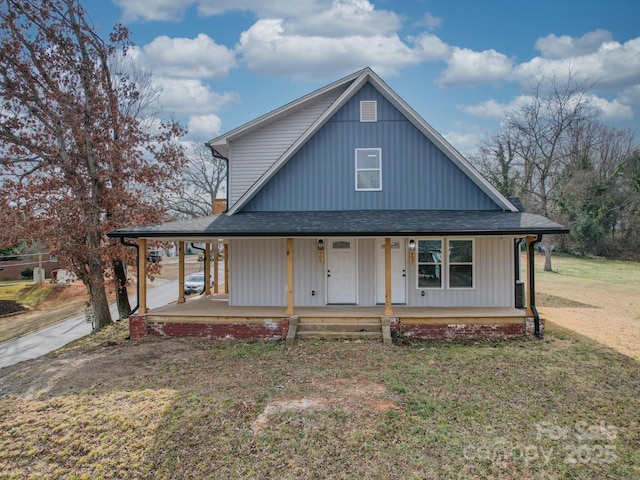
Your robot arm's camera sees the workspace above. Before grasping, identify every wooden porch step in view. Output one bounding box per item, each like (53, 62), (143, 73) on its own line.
(296, 331), (383, 340)
(298, 317), (380, 324)
(295, 317), (384, 341)
(297, 322), (382, 333)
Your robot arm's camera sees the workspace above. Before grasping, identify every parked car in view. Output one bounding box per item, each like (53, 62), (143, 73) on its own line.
(184, 271), (213, 295)
(147, 249), (163, 263)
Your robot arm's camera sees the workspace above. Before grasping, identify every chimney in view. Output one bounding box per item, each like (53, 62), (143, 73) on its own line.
(212, 199), (227, 215)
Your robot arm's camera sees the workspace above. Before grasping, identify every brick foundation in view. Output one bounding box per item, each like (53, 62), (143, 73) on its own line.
(129, 316), (536, 342)
(147, 322), (282, 340)
(281, 317), (290, 339)
(129, 315), (148, 340)
(402, 321), (527, 340)
(525, 316), (545, 336)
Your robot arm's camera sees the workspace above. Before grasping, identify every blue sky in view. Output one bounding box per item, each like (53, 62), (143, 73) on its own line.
(86, 0), (640, 153)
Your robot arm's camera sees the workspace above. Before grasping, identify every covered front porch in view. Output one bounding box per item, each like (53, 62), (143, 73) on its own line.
(108, 208), (567, 343)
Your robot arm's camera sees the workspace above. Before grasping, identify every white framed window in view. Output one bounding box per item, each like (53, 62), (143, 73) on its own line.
(448, 239), (474, 289)
(360, 100), (377, 122)
(417, 239), (443, 289)
(416, 238), (474, 290)
(355, 148), (382, 191)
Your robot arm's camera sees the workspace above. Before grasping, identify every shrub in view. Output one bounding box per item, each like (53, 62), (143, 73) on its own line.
(20, 268), (33, 279)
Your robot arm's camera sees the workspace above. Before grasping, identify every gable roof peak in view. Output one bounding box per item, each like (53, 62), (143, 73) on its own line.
(217, 67), (518, 214)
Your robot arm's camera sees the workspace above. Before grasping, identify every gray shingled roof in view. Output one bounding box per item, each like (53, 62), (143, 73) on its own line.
(107, 210), (568, 238)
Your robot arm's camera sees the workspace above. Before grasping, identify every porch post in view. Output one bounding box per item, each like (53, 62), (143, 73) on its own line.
(384, 237), (393, 316)
(204, 243), (211, 295)
(224, 244), (229, 294)
(213, 242), (219, 294)
(138, 238), (147, 313)
(525, 235), (534, 316)
(286, 238), (294, 316)
(178, 241), (185, 303)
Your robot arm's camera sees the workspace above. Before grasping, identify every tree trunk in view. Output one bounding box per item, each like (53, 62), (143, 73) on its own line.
(113, 259), (131, 320)
(87, 253), (112, 329)
(543, 239), (553, 272)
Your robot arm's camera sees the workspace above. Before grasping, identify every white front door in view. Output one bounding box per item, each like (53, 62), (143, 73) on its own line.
(327, 238), (357, 304)
(376, 238), (406, 304)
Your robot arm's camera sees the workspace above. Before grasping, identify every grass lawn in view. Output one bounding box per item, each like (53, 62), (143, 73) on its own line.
(0, 281), (88, 343)
(0, 321), (638, 479)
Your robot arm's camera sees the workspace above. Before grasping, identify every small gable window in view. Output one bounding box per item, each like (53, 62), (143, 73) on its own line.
(360, 100), (377, 122)
(355, 148), (382, 191)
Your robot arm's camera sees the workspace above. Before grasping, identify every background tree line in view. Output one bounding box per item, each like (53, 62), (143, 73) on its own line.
(472, 73), (639, 268)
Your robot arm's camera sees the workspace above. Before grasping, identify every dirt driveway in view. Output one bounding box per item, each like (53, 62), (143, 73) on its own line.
(534, 255), (640, 362)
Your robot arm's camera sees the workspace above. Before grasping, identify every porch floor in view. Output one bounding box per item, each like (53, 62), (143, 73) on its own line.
(144, 293), (525, 324)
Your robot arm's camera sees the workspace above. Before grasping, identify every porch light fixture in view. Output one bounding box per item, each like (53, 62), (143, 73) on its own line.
(317, 239), (324, 264)
(409, 239), (416, 265)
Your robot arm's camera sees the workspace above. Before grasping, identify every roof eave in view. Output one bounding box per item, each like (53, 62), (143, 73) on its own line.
(107, 227), (570, 239)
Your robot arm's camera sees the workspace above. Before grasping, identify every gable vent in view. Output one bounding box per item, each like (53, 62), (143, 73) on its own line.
(360, 100), (377, 122)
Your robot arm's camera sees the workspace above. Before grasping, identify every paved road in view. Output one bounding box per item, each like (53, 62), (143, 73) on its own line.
(0, 279), (179, 370)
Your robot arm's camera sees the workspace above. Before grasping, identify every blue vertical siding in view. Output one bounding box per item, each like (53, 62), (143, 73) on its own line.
(242, 82), (500, 212)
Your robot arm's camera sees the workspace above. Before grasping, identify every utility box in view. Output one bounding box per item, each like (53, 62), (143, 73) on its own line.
(32, 267), (45, 284)
(515, 280), (525, 309)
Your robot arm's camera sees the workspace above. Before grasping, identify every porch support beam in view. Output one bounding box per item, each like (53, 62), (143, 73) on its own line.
(213, 242), (219, 294)
(204, 243), (211, 295)
(224, 244), (229, 294)
(384, 237), (393, 316)
(286, 238), (294, 316)
(525, 235), (534, 316)
(178, 241), (185, 303)
(138, 238), (147, 314)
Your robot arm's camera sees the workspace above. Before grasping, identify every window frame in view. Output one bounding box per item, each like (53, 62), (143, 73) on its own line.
(447, 238), (475, 289)
(355, 148), (382, 191)
(416, 238), (444, 290)
(415, 237), (475, 290)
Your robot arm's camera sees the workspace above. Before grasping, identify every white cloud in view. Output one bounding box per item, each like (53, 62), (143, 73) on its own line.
(412, 12), (442, 31)
(283, 0), (402, 38)
(141, 34), (236, 79)
(535, 29), (612, 59)
(237, 18), (422, 80)
(195, 0), (320, 18)
(437, 48), (514, 88)
(412, 33), (451, 61)
(115, 0), (195, 22)
(515, 35), (640, 91)
(115, 0), (382, 26)
(458, 95), (533, 119)
(619, 85), (640, 107)
(155, 77), (239, 115)
(587, 95), (634, 121)
(443, 130), (482, 154)
(186, 114), (223, 141)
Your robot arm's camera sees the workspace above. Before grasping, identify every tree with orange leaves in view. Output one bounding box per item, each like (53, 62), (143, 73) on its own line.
(0, 0), (187, 329)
